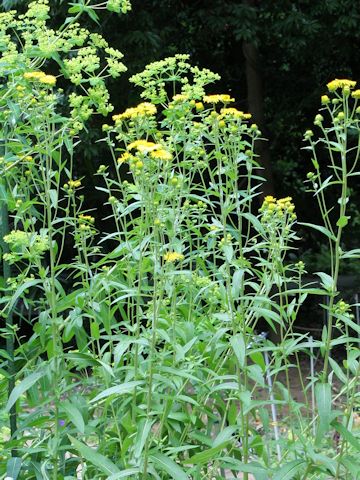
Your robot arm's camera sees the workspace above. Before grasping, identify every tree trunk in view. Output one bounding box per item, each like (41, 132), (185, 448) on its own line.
(242, 5), (274, 196)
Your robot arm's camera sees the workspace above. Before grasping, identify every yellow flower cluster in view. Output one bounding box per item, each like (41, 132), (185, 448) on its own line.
(112, 102), (157, 123)
(163, 251), (184, 263)
(23, 71), (57, 86)
(260, 195), (296, 218)
(79, 214), (95, 224)
(219, 108), (252, 120)
(64, 179), (81, 189)
(326, 79), (356, 92)
(203, 94), (234, 104)
(127, 140), (159, 152)
(172, 94), (189, 102)
(127, 140), (172, 161)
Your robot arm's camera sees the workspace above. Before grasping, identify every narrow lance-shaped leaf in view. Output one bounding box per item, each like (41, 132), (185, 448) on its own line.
(6, 457), (22, 480)
(150, 452), (189, 480)
(69, 435), (120, 475)
(230, 333), (245, 368)
(6, 371), (45, 412)
(315, 382), (332, 444)
(273, 460), (306, 480)
(298, 222), (336, 241)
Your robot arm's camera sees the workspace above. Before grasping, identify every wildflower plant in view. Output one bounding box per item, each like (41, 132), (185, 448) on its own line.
(0, 4), (360, 478)
(0, 0), (129, 478)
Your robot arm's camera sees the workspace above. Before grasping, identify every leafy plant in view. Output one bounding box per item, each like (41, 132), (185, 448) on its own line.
(0, 3), (360, 479)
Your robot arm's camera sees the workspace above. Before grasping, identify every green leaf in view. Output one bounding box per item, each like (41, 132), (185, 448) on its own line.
(61, 401), (85, 433)
(273, 460), (306, 480)
(68, 4), (82, 14)
(49, 189), (58, 209)
(231, 269), (244, 299)
(230, 334), (245, 368)
(6, 371), (45, 412)
(341, 455), (360, 479)
(329, 357), (347, 384)
(298, 222), (336, 241)
(219, 458), (268, 477)
(249, 351), (266, 372)
(150, 452), (189, 480)
(7, 279), (42, 314)
(90, 381), (144, 403)
(307, 452), (336, 475)
(66, 352), (103, 367)
(336, 215), (349, 227)
(315, 382), (332, 444)
(213, 426), (237, 447)
(332, 421), (360, 451)
(84, 5), (100, 23)
(107, 469), (141, 479)
(340, 248), (360, 259)
(223, 244), (233, 262)
(69, 435), (120, 475)
(6, 457), (22, 480)
(90, 321), (100, 341)
(134, 419), (153, 460)
(186, 442), (229, 465)
(314, 272), (334, 292)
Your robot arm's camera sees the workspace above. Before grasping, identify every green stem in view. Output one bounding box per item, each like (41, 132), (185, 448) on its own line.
(0, 184), (17, 444)
(142, 229), (160, 479)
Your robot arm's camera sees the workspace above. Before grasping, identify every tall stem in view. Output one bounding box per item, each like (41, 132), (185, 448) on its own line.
(0, 182), (17, 441)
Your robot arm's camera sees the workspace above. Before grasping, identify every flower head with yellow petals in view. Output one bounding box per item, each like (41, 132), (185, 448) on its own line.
(327, 79), (356, 92)
(23, 71), (56, 86)
(112, 102), (157, 123)
(163, 251), (184, 263)
(203, 94), (235, 104)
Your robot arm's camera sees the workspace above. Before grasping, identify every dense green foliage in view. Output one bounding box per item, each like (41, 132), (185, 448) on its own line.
(1, 1), (360, 479)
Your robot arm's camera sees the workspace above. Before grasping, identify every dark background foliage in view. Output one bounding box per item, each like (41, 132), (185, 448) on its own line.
(2, 0), (360, 272)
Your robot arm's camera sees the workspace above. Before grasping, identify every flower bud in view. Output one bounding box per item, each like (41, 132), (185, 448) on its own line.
(321, 95), (330, 105)
(314, 114), (324, 125)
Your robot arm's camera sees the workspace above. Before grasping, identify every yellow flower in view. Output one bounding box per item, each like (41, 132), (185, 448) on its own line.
(41, 75), (57, 86)
(203, 94), (235, 104)
(117, 152), (133, 164)
(79, 214), (95, 224)
(127, 140), (160, 152)
(163, 252), (184, 263)
(260, 195), (295, 217)
(278, 196), (292, 203)
(327, 79), (356, 92)
(172, 94), (189, 103)
(23, 71), (56, 86)
(23, 71), (43, 80)
(112, 102), (157, 122)
(219, 108), (246, 119)
(150, 148), (173, 161)
(351, 89), (360, 99)
(66, 179), (81, 189)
